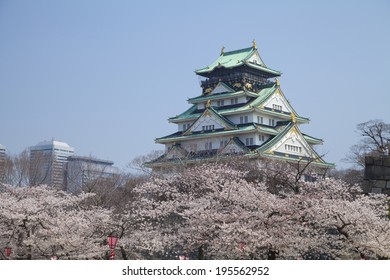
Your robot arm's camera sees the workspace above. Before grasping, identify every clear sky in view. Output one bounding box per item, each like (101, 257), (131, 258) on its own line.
(1, 0), (389, 170)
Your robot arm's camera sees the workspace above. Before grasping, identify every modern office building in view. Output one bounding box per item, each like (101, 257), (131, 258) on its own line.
(146, 42), (334, 171)
(29, 140), (75, 188)
(65, 155), (119, 194)
(0, 144), (5, 183)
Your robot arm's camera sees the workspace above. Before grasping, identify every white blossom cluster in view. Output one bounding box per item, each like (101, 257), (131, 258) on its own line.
(129, 164), (390, 260)
(0, 185), (114, 259)
(1, 163), (389, 260)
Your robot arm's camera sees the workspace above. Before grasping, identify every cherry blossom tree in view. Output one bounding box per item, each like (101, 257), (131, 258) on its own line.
(130, 163), (390, 259)
(0, 185), (114, 259)
(1, 162), (389, 260)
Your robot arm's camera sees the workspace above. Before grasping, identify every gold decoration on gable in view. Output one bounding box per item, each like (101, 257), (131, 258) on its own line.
(245, 83), (253, 90)
(204, 87), (212, 94)
(233, 82), (242, 88)
(291, 126), (298, 134)
(291, 112), (297, 124)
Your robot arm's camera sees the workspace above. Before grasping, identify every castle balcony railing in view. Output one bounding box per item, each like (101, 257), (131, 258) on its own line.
(200, 72), (272, 88)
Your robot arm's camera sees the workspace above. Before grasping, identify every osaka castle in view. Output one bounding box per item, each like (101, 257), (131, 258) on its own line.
(146, 41), (334, 171)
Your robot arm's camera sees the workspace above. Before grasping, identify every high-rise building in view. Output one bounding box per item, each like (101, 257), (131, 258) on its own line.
(65, 155), (119, 194)
(29, 140), (74, 188)
(146, 42), (333, 171)
(0, 144), (5, 183)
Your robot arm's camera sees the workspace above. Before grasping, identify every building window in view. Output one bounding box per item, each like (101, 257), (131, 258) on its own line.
(285, 144), (302, 153)
(240, 116), (249, 124)
(220, 140), (228, 148)
(230, 98), (238, 105)
(245, 138), (254, 146)
(269, 119), (275, 126)
(217, 100), (225, 107)
(273, 104), (282, 111)
(205, 142), (213, 150)
(257, 116), (263, 124)
(182, 123), (192, 130)
(259, 135), (265, 142)
(202, 125), (215, 131)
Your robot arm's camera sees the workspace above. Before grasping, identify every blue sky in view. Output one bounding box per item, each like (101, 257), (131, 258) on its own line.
(1, 0), (389, 170)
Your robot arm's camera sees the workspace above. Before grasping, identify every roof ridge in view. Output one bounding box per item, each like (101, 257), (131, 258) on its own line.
(222, 47), (253, 56)
(208, 106), (237, 128)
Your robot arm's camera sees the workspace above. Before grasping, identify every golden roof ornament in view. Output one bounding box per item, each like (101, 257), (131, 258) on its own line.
(206, 99), (211, 108)
(221, 46), (225, 55)
(275, 78), (280, 86)
(252, 39), (257, 49)
(291, 112), (297, 124)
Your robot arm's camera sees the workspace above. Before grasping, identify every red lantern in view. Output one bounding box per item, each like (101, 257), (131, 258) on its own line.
(107, 236), (118, 250)
(107, 235), (118, 260)
(4, 247), (11, 257)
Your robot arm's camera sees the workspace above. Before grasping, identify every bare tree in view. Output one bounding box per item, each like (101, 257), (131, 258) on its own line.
(128, 150), (164, 175)
(344, 120), (390, 168)
(2, 150), (30, 187)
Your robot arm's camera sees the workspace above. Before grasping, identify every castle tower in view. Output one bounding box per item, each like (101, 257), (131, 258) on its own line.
(146, 42), (333, 171)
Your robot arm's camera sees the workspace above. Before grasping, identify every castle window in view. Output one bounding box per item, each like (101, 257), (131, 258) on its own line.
(205, 142), (213, 150)
(273, 104), (282, 111)
(230, 98), (238, 105)
(183, 123), (191, 130)
(245, 138), (254, 146)
(257, 116), (263, 124)
(240, 116), (249, 124)
(220, 140), (228, 148)
(285, 144), (302, 153)
(259, 135), (265, 142)
(217, 100), (225, 107)
(202, 125), (214, 131)
(269, 119), (275, 126)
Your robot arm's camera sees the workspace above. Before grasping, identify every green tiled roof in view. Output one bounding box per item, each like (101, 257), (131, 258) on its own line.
(195, 46), (281, 76)
(302, 134), (324, 145)
(250, 84), (278, 107)
(256, 123), (294, 153)
(170, 84), (309, 123)
(188, 90), (257, 103)
(156, 123), (258, 143)
(250, 84), (310, 124)
(207, 106), (237, 128)
(183, 106), (237, 135)
(255, 122), (332, 167)
(168, 105), (200, 122)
